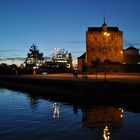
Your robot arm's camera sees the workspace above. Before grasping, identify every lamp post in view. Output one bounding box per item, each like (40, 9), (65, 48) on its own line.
(120, 50), (124, 72)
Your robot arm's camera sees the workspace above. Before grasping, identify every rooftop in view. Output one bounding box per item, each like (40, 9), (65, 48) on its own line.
(125, 46), (139, 51)
(77, 52), (86, 59)
(88, 27), (120, 32)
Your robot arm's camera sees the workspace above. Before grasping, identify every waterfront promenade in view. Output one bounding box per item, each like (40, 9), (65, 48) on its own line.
(20, 73), (140, 83)
(0, 73), (140, 107)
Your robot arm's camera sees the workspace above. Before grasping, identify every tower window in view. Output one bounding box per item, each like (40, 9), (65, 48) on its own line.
(102, 47), (106, 52)
(91, 48), (95, 52)
(111, 36), (113, 40)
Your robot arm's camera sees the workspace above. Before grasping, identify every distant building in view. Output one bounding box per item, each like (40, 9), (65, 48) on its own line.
(42, 49), (73, 73)
(77, 52), (86, 72)
(51, 49), (73, 69)
(124, 46), (139, 64)
(42, 61), (68, 73)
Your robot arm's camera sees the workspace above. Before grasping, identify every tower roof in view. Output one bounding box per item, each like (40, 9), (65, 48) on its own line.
(102, 22), (107, 31)
(88, 27), (119, 32)
(77, 52), (86, 59)
(102, 22), (107, 26)
(125, 46), (138, 51)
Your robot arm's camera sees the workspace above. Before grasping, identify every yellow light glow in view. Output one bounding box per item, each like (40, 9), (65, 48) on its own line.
(119, 108), (124, 118)
(103, 126), (110, 140)
(104, 32), (107, 35)
(104, 32), (110, 36)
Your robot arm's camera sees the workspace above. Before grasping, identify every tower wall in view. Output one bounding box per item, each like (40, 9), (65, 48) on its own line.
(86, 28), (123, 68)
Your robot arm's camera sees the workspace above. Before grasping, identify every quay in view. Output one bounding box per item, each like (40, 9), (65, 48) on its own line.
(0, 73), (140, 107)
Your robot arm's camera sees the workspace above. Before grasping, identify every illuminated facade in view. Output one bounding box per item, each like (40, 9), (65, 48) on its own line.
(86, 22), (123, 66)
(52, 49), (73, 69)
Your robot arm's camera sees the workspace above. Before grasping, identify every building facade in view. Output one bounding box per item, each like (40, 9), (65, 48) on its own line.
(86, 22), (123, 71)
(124, 46), (139, 64)
(78, 22), (140, 73)
(77, 52), (86, 72)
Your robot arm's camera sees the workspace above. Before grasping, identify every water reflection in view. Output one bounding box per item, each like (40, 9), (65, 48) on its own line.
(53, 103), (60, 118)
(21, 93), (125, 139)
(103, 126), (110, 140)
(82, 106), (123, 128)
(1, 88), (140, 140)
(27, 94), (39, 109)
(27, 94), (61, 118)
(82, 106), (124, 139)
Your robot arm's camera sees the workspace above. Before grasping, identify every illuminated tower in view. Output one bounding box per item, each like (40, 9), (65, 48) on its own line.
(86, 22), (123, 68)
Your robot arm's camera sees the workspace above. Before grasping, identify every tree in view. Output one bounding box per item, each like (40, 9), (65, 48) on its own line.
(25, 44), (44, 67)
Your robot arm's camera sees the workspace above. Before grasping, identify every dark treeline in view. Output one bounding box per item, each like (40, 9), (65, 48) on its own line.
(0, 63), (18, 75)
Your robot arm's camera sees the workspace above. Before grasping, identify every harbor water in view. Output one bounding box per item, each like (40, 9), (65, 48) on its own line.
(0, 88), (140, 140)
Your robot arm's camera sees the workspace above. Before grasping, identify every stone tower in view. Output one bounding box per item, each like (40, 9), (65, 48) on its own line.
(86, 22), (123, 67)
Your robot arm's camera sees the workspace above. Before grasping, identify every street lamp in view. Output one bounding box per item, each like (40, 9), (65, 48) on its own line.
(120, 50), (125, 72)
(120, 50), (125, 63)
(104, 32), (110, 37)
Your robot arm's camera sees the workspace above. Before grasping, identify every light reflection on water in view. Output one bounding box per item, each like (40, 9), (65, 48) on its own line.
(103, 126), (110, 140)
(53, 103), (60, 118)
(0, 88), (140, 140)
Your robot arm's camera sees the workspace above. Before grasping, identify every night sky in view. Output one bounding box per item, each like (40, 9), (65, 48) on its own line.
(0, 0), (140, 65)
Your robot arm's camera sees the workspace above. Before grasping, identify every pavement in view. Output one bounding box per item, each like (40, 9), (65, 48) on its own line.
(20, 73), (140, 83)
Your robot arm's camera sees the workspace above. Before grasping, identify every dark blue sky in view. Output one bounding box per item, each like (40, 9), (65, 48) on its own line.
(0, 0), (140, 64)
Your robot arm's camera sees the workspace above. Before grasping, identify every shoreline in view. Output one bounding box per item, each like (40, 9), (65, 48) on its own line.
(0, 75), (140, 106)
